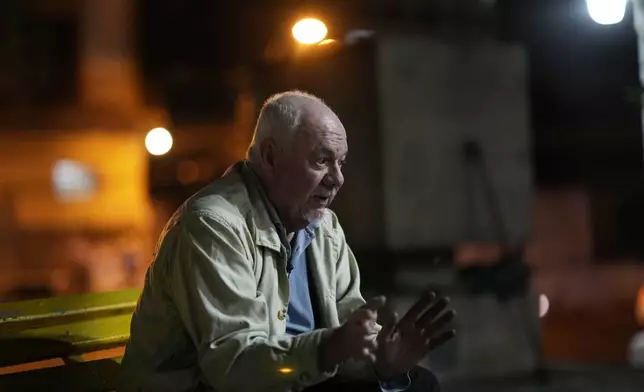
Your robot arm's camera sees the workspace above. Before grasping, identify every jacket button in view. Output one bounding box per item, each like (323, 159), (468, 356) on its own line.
(277, 309), (286, 321)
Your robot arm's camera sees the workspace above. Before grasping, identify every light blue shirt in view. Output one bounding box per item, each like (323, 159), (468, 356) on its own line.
(285, 225), (317, 336)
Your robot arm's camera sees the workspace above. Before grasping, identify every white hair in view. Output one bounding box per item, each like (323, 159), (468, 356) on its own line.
(246, 90), (328, 162)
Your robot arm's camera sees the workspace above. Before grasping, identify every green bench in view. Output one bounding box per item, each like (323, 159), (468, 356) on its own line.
(0, 289), (139, 392)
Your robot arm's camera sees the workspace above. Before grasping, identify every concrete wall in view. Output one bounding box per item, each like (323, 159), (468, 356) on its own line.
(377, 34), (533, 250)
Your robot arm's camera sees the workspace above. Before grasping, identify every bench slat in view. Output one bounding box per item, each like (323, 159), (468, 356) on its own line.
(0, 289), (139, 366)
(0, 289), (139, 330)
(0, 312), (133, 366)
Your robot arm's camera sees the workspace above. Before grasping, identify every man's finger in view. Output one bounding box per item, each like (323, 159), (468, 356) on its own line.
(379, 311), (399, 341)
(421, 310), (456, 338)
(398, 291), (436, 326)
(349, 308), (369, 323)
(415, 297), (451, 328)
(422, 309), (456, 337)
(364, 337), (378, 351)
(361, 296), (387, 312)
(426, 329), (456, 351)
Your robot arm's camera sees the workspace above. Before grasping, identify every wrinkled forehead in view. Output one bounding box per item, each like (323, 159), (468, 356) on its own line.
(296, 106), (348, 153)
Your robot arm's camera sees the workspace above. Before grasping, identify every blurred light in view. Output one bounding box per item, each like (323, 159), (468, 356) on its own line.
(177, 159), (200, 184)
(278, 367), (295, 374)
(145, 127), (173, 156)
(539, 294), (550, 318)
(292, 18), (327, 45)
(317, 39), (336, 46)
(345, 29), (375, 45)
(586, 0), (628, 25)
(52, 159), (97, 202)
(629, 331), (644, 368)
(636, 286), (644, 326)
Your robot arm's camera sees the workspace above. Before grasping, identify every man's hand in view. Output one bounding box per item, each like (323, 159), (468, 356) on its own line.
(374, 291), (456, 379)
(319, 296), (386, 371)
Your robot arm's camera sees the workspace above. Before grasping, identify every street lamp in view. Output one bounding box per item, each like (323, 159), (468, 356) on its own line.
(145, 127), (173, 156)
(586, 0), (628, 25)
(292, 18), (328, 45)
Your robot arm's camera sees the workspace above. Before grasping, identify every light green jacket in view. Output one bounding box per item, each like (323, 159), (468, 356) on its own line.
(119, 161), (375, 392)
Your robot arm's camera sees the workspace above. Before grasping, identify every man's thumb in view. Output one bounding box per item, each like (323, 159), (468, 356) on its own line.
(362, 296), (387, 312)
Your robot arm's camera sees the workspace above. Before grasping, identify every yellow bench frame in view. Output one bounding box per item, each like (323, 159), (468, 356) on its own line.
(0, 289), (139, 391)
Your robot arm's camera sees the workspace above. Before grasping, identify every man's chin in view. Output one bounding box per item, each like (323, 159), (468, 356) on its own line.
(304, 208), (326, 222)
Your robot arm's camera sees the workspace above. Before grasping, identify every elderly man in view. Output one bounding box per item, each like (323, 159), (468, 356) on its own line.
(119, 91), (455, 392)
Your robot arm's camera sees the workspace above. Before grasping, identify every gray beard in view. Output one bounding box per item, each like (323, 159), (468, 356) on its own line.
(303, 207), (326, 223)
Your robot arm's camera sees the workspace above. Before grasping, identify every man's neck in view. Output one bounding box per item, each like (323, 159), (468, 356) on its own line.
(245, 160), (312, 236)
(245, 160), (296, 236)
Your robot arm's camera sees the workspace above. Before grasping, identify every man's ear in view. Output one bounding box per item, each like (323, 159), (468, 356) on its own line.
(258, 138), (277, 173)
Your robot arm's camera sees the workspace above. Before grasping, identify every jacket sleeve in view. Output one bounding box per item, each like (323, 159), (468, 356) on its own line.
(169, 212), (336, 392)
(328, 212), (381, 381)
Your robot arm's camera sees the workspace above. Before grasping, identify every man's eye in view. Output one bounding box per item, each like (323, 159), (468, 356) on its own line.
(316, 158), (327, 166)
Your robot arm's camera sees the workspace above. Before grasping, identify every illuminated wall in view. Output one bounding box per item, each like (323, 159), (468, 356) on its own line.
(0, 130), (151, 231)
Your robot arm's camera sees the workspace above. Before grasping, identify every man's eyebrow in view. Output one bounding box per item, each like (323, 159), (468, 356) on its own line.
(315, 147), (347, 158)
(313, 147), (334, 156)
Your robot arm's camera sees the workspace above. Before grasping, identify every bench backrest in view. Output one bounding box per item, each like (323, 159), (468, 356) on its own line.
(0, 289), (139, 391)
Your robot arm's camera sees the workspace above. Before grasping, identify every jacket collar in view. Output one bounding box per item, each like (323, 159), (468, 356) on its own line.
(234, 160), (284, 253)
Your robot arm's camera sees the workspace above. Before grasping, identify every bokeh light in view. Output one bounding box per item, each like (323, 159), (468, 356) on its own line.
(145, 127), (173, 156)
(586, 0), (627, 25)
(292, 18), (328, 45)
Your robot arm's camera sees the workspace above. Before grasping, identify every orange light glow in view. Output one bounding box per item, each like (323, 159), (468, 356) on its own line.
(636, 286), (644, 326)
(454, 242), (503, 267)
(177, 159), (200, 184)
(317, 39), (336, 46)
(292, 18), (327, 45)
(278, 367), (295, 374)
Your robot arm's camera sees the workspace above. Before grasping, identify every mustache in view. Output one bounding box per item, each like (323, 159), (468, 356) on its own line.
(313, 189), (336, 198)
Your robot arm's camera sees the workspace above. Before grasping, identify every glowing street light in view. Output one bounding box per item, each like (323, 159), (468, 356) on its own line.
(145, 127), (173, 156)
(586, 0), (628, 25)
(292, 18), (328, 45)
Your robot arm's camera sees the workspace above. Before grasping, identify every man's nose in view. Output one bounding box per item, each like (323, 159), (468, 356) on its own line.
(323, 163), (344, 187)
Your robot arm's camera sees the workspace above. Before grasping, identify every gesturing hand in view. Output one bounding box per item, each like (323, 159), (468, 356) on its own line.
(320, 296), (386, 370)
(375, 291), (456, 379)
